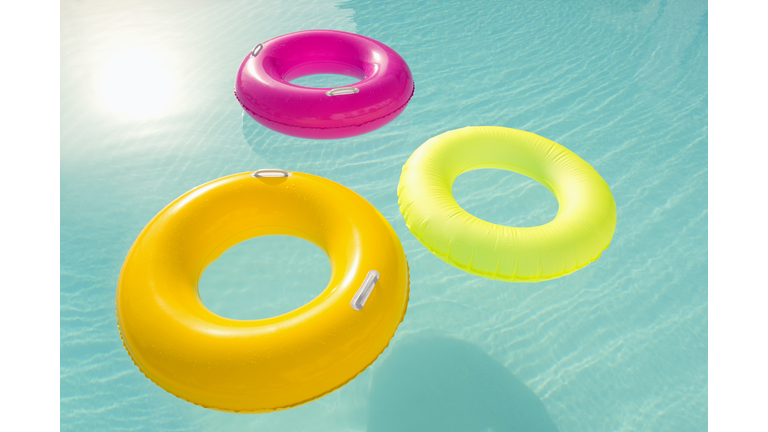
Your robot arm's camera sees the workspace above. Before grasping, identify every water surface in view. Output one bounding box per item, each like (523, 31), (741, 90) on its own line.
(61, 0), (707, 430)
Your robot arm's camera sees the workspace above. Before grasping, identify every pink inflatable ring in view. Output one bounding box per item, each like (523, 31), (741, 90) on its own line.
(235, 30), (415, 139)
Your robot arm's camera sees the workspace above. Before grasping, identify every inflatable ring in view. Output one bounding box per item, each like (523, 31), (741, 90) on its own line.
(117, 170), (410, 412)
(397, 126), (616, 282)
(234, 30), (415, 139)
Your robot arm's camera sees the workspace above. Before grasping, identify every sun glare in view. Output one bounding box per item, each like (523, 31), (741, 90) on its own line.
(99, 48), (175, 119)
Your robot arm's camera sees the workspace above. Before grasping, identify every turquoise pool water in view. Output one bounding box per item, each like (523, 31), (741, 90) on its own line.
(60, 0), (707, 430)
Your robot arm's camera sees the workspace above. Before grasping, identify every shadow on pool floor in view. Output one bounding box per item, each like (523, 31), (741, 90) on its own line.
(367, 331), (559, 432)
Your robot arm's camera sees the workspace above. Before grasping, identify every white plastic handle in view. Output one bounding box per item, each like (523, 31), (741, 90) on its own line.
(326, 87), (360, 96)
(251, 169), (291, 178)
(351, 270), (380, 311)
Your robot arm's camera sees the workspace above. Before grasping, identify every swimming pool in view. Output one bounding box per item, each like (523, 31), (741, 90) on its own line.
(61, 0), (707, 430)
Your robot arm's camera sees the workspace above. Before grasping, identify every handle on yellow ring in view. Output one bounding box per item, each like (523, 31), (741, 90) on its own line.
(351, 270), (379, 311)
(251, 168), (291, 178)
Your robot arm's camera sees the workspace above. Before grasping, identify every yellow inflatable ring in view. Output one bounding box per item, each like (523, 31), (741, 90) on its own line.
(117, 170), (409, 413)
(397, 126), (616, 282)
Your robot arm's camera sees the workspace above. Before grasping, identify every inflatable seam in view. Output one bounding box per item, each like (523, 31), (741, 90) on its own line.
(116, 257), (410, 413)
(401, 210), (610, 282)
(235, 84), (415, 131)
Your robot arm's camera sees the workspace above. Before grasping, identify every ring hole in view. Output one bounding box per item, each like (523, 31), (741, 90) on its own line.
(198, 235), (331, 320)
(290, 73), (361, 88)
(452, 169), (559, 227)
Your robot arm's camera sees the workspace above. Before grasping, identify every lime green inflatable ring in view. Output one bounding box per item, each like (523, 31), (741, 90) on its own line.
(397, 126), (617, 282)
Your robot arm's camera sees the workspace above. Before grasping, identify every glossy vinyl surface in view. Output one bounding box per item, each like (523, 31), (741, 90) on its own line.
(398, 127), (617, 282)
(62, 1), (708, 430)
(116, 172), (410, 412)
(234, 29), (414, 139)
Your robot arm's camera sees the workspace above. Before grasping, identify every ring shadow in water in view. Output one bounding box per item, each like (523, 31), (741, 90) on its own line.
(241, 102), (367, 174)
(367, 332), (559, 432)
